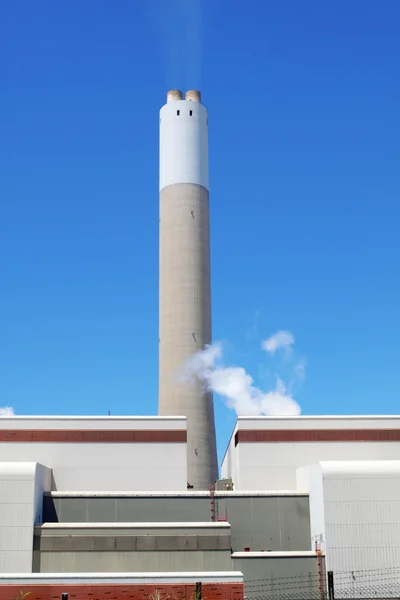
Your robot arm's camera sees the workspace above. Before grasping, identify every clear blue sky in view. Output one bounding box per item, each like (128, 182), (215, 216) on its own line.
(1, 1), (399, 461)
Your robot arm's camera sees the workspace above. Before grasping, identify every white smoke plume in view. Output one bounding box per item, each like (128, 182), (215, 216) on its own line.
(262, 330), (294, 355)
(147, 0), (204, 89)
(0, 406), (14, 416)
(181, 332), (304, 417)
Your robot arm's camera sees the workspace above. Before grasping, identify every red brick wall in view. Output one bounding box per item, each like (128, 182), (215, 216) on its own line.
(0, 582), (244, 600)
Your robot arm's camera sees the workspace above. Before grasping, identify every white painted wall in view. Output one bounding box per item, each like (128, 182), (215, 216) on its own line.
(222, 416), (400, 490)
(221, 432), (239, 486)
(235, 441), (400, 490)
(160, 100), (208, 190)
(296, 464), (325, 550)
(0, 417), (187, 492)
(0, 462), (51, 573)
(300, 461), (400, 598)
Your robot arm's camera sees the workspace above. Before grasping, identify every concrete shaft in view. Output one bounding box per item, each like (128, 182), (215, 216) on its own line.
(158, 182), (218, 489)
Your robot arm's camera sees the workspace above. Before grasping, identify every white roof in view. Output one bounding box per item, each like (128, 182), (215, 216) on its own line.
(236, 415), (400, 421)
(0, 462), (44, 477)
(232, 551), (320, 558)
(47, 490), (308, 498)
(39, 521), (231, 529)
(0, 415), (186, 421)
(0, 572), (244, 584)
(319, 460), (400, 476)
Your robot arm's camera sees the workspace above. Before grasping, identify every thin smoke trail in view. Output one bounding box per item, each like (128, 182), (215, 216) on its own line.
(146, 0), (204, 90)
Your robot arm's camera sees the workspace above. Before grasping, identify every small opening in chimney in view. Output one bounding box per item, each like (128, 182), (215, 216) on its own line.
(190, 110), (193, 116)
(177, 110), (180, 116)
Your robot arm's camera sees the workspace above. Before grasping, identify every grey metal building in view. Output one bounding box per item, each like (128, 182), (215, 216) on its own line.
(34, 490), (324, 597)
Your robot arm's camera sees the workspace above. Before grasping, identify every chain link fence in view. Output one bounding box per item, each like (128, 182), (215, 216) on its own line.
(244, 567), (400, 600)
(244, 573), (325, 600)
(331, 566), (400, 599)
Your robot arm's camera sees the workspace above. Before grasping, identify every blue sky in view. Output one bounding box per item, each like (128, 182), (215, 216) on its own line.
(1, 1), (399, 461)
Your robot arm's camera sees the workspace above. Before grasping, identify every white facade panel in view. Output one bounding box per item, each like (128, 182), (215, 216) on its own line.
(304, 461), (400, 598)
(222, 416), (400, 490)
(297, 464), (325, 550)
(0, 462), (51, 573)
(221, 435), (239, 485)
(0, 417), (187, 491)
(159, 100), (208, 190)
(231, 441), (400, 490)
(0, 550), (32, 573)
(0, 443), (186, 492)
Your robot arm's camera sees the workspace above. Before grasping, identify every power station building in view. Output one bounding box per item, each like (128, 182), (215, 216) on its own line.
(2, 413), (400, 599)
(1, 92), (400, 600)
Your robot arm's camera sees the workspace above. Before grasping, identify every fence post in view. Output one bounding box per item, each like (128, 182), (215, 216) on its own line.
(196, 582), (202, 600)
(327, 571), (335, 600)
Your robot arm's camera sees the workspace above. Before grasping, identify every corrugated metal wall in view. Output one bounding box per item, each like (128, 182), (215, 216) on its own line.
(34, 550), (233, 573)
(43, 494), (310, 553)
(234, 556), (324, 599)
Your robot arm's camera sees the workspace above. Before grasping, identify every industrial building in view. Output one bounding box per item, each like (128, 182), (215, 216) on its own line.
(1, 92), (400, 599)
(2, 412), (400, 599)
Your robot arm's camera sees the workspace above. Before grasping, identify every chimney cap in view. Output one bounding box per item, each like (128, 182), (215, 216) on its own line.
(167, 90), (183, 102)
(185, 90), (201, 103)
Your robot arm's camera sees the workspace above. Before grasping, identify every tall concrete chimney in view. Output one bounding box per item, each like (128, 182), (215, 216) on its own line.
(158, 90), (219, 490)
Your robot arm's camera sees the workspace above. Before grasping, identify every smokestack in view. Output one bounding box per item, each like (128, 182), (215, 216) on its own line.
(158, 90), (219, 490)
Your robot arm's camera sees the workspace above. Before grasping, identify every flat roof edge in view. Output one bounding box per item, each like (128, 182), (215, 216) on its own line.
(236, 415), (400, 421)
(0, 572), (244, 582)
(232, 551), (321, 558)
(46, 490), (308, 497)
(0, 415), (187, 421)
(38, 522), (231, 528)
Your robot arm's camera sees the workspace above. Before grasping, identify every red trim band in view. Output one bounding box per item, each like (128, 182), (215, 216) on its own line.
(234, 429), (400, 446)
(0, 430), (187, 443)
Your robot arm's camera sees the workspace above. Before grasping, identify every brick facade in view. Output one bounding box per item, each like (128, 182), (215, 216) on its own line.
(0, 582), (244, 600)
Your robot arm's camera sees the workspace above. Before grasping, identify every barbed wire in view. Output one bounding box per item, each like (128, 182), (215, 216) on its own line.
(242, 565), (400, 600)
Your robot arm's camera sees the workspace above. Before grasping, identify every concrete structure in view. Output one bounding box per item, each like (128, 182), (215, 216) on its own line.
(158, 89), (218, 490)
(0, 416), (187, 491)
(0, 572), (244, 600)
(222, 415), (400, 490)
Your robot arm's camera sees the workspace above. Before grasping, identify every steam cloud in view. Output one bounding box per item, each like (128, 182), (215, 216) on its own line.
(262, 330), (294, 355)
(0, 406), (14, 416)
(147, 0), (204, 89)
(180, 331), (304, 417)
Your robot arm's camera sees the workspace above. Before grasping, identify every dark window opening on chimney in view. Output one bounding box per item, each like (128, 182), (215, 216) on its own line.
(177, 110), (180, 116)
(190, 110), (193, 116)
